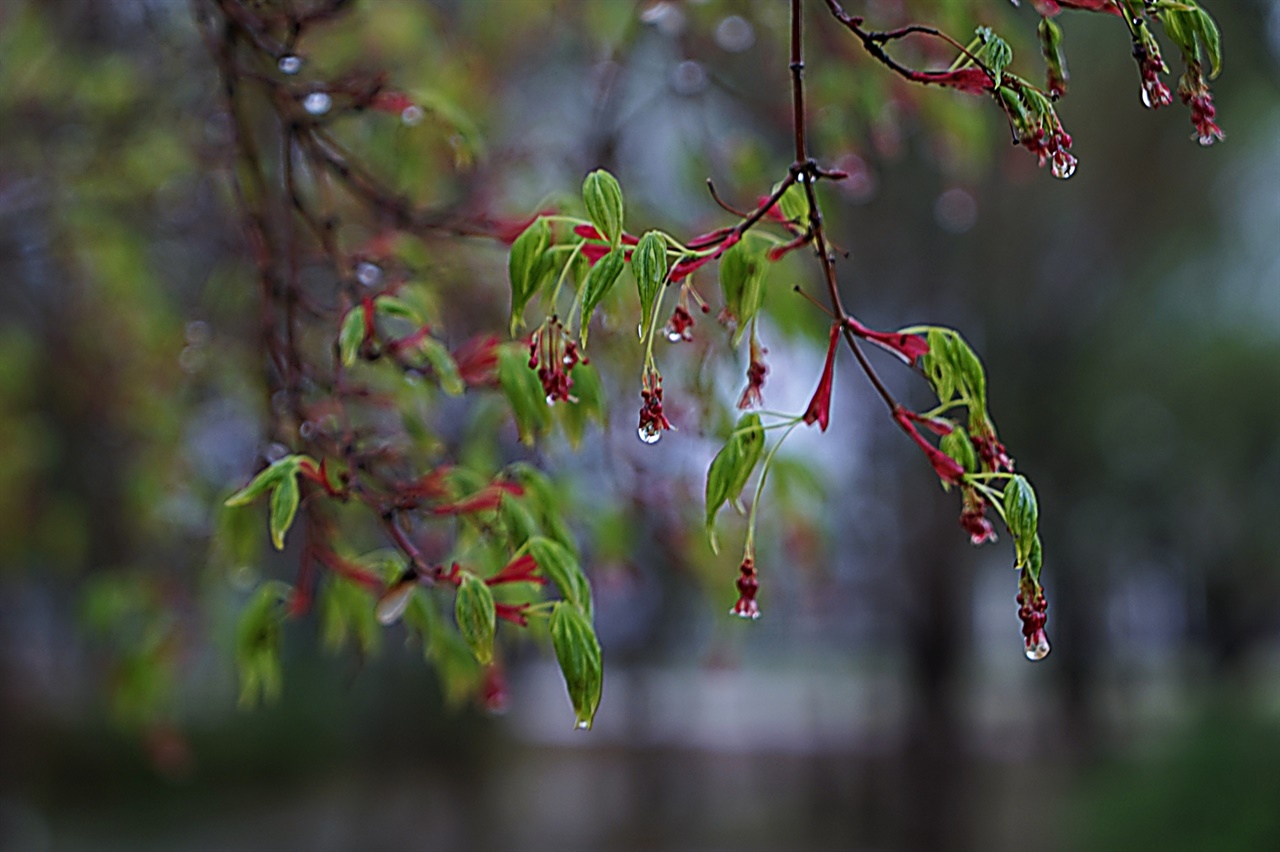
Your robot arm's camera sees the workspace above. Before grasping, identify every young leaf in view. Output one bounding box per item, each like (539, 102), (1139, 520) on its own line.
(632, 231), (668, 335)
(225, 455), (302, 507)
(975, 26), (1013, 84)
(509, 218), (550, 335)
(528, 535), (592, 616)
(1193, 7), (1222, 78)
(582, 169), (625, 248)
(940, 425), (977, 474)
(268, 471), (300, 551)
(719, 239), (768, 347)
(373, 295), (422, 324)
(775, 180), (807, 222)
(549, 601), (603, 730)
(338, 305), (367, 368)
(1003, 475), (1039, 566)
(497, 344), (550, 445)
(419, 337), (465, 396)
(234, 581), (290, 707)
(704, 413), (766, 553)
(455, 573), (496, 665)
(579, 247), (625, 347)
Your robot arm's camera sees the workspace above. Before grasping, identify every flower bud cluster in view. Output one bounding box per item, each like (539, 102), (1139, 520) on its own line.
(1179, 68), (1224, 147)
(731, 557), (760, 619)
(528, 318), (582, 404)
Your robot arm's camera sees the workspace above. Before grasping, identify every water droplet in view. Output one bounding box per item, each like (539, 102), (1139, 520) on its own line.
(299, 420), (316, 439)
(730, 607), (761, 620)
(278, 54), (302, 75)
(264, 441), (290, 462)
(545, 395), (557, 406)
(573, 718), (592, 731)
(1140, 88), (1151, 109)
(400, 105), (424, 126)
(1198, 134), (1217, 147)
(637, 323), (645, 339)
(355, 261), (381, 287)
(303, 91), (332, 116)
(1051, 156), (1076, 180)
(665, 328), (684, 343)
(1025, 635), (1051, 661)
(637, 424), (662, 445)
(375, 583), (415, 625)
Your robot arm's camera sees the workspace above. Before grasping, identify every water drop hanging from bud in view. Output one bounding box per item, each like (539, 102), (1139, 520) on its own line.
(665, 328), (684, 343)
(573, 718), (592, 731)
(1051, 156), (1076, 180)
(1024, 632), (1051, 661)
(278, 55), (302, 75)
(400, 105), (425, 126)
(637, 423), (662, 444)
(303, 91), (332, 116)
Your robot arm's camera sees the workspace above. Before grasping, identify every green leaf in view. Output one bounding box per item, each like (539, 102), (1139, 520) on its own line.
(509, 218), (550, 335)
(559, 363), (606, 448)
(704, 413), (765, 553)
(497, 344), (550, 445)
(1027, 534), (1044, 583)
(455, 573), (496, 665)
(975, 26), (1013, 84)
(582, 169), (625, 248)
(579, 248), (626, 347)
(1194, 7), (1222, 78)
(948, 334), (988, 409)
(632, 231), (668, 335)
(268, 471), (300, 551)
(509, 464), (577, 552)
(320, 574), (381, 656)
(225, 455), (302, 507)
(499, 490), (540, 549)
(550, 601), (603, 730)
(719, 239), (768, 347)
(373, 295), (422, 324)
(528, 535), (592, 617)
(919, 328), (956, 403)
(774, 180), (807, 223)
(234, 581), (291, 708)
(1003, 475), (1039, 566)
(940, 425), (977, 474)
(339, 305), (367, 368)
(419, 337), (465, 396)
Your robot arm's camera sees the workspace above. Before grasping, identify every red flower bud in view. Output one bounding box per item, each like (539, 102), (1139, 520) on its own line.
(802, 323), (840, 431)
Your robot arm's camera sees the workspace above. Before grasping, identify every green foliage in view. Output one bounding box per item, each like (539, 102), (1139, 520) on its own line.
(704, 413), (765, 554)
(549, 602), (603, 730)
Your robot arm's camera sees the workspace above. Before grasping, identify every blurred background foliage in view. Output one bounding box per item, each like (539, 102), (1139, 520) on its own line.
(0, 0), (1277, 850)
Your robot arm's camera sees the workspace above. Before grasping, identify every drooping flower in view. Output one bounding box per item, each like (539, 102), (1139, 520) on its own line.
(1135, 41), (1173, 110)
(959, 489), (998, 545)
(637, 375), (673, 444)
(528, 318), (582, 403)
(737, 337), (768, 410)
(730, 557), (760, 620)
(1179, 67), (1225, 147)
(1017, 584), (1051, 661)
(802, 322), (840, 431)
(664, 305), (695, 342)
